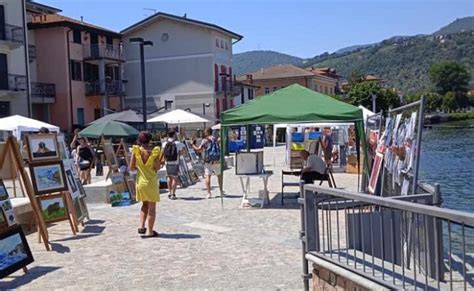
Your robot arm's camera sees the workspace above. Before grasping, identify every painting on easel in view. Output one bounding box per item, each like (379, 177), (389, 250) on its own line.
(0, 226), (34, 279)
(38, 193), (69, 224)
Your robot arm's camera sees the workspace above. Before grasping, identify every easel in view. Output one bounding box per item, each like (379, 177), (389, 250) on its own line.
(0, 143), (26, 198)
(0, 136), (50, 251)
(101, 138), (119, 180)
(37, 191), (77, 238)
(115, 139), (130, 166)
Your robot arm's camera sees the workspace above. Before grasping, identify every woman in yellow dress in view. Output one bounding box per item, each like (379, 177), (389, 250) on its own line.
(130, 131), (163, 237)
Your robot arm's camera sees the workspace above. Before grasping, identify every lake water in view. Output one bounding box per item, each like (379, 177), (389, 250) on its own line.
(419, 120), (474, 212)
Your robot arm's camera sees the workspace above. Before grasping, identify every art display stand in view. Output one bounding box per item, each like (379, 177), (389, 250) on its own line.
(37, 191), (77, 238)
(101, 138), (119, 181)
(0, 136), (50, 251)
(115, 139), (130, 167)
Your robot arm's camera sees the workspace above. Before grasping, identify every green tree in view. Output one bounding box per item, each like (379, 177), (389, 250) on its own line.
(429, 61), (471, 95)
(348, 81), (400, 112)
(442, 91), (458, 112)
(348, 70), (365, 86)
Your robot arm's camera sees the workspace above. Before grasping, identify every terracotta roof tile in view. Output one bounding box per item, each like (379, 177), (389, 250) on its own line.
(242, 64), (314, 80)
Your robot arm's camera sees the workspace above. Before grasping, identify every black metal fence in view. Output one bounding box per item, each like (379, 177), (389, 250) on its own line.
(85, 80), (122, 96)
(31, 82), (56, 100)
(300, 184), (474, 290)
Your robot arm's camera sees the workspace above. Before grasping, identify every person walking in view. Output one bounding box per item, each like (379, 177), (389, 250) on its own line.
(162, 130), (184, 200)
(76, 137), (95, 185)
(192, 127), (222, 199)
(130, 131), (163, 238)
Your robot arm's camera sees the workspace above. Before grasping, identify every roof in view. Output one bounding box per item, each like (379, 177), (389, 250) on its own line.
(26, 1), (62, 14)
(306, 66), (340, 78)
(234, 80), (260, 88)
(28, 14), (121, 38)
(121, 12), (242, 40)
(365, 74), (381, 81)
(240, 64), (314, 81)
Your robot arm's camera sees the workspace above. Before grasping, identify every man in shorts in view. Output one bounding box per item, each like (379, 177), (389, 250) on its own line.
(162, 130), (184, 200)
(192, 128), (222, 199)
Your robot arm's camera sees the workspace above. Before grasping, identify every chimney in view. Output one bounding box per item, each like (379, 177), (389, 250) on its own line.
(80, 16), (84, 23)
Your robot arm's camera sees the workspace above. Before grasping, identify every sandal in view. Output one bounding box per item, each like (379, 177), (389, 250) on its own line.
(137, 228), (146, 234)
(168, 193), (172, 199)
(141, 230), (159, 238)
(171, 194), (177, 200)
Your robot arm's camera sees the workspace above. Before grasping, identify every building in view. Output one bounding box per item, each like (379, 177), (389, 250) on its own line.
(0, 0), (29, 118)
(28, 13), (124, 131)
(121, 12), (242, 121)
(233, 75), (258, 106)
(238, 64), (339, 97)
(306, 66), (341, 94)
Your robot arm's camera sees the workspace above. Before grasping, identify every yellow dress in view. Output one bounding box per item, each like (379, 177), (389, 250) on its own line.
(132, 145), (162, 202)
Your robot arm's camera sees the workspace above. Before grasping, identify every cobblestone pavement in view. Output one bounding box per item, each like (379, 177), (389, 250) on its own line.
(1, 147), (358, 290)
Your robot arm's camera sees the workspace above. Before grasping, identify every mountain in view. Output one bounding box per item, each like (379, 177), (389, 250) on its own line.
(433, 16), (474, 35)
(233, 50), (304, 75)
(334, 44), (374, 54)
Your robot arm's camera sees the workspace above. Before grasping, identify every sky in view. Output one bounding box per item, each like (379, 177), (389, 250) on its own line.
(38, 0), (474, 58)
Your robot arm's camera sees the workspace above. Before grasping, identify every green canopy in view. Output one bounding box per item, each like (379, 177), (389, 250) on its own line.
(221, 84), (363, 125)
(219, 84), (369, 202)
(79, 120), (139, 138)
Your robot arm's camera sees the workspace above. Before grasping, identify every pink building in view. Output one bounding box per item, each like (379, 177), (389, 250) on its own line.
(28, 13), (123, 131)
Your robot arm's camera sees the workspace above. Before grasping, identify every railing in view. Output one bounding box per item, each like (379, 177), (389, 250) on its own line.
(0, 74), (27, 91)
(31, 82), (56, 100)
(83, 44), (123, 61)
(0, 24), (24, 44)
(85, 79), (122, 96)
(217, 80), (241, 96)
(28, 44), (36, 62)
(300, 185), (474, 290)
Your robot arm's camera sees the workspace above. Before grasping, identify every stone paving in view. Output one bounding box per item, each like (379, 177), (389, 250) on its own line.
(1, 146), (358, 290)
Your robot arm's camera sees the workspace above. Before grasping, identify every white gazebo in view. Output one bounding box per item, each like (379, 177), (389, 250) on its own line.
(0, 115), (60, 140)
(147, 109), (209, 130)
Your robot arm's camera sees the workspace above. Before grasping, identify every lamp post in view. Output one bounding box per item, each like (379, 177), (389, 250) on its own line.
(129, 37), (153, 129)
(202, 102), (210, 130)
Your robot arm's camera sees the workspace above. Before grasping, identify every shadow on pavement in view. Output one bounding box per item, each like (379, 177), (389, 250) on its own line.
(81, 225), (105, 234)
(84, 219), (105, 225)
(51, 233), (101, 242)
(179, 197), (205, 201)
(0, 266), (61, 289)
(264, 193), (300, 209)
(158, 233), (201, 240)
(50, 242), (71, 253)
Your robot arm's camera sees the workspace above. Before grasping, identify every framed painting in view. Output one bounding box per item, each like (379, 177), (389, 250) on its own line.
(65, 167), (79, 199)
(368, 151), (384, 195)
(25, 133), (60, 162)
(109, 173), (131, 207)
(38, 193), (68, 223)
(0, 210), (8, 231)
(76, 178), (87, 198)
(79, 196), (89, 220)
(0, 179), (9, 201)
(73, 196), (86, 223)
(29, 161), (68, 195)
(0, 225), (34, 279)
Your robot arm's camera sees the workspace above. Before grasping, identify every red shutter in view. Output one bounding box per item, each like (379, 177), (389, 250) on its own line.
(216, 98), (220, 119)
(214, 64), (219, 91)
(230, 99), (234, 108)
(229, 67), (233, 90)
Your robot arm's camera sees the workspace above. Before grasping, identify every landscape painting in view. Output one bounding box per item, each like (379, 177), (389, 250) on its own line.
(0, 179), (8, 201)
(109, 190), (131, 207)
(29, 161), (67, 195)
(26, 134), (60, 162)
(39, 194), (68, 223)
(0, 226), (34, 278)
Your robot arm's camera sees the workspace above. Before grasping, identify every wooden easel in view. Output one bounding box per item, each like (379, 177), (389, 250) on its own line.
(37, 191), (77, 239)
(115, 139), (130, 166)
(0, 136), (50, 251)
(99, 138), (119, 180)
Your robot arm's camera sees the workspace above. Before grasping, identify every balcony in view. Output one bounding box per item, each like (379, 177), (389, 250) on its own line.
(216, 80), (241, 96)
(31, 82), (56, 103)
(85, 79), (123, 96)
(0, 74), (27, 93)
(28, 44), (36, 62)
(0, 24), (25, 49)
(83, 44), (124, 62)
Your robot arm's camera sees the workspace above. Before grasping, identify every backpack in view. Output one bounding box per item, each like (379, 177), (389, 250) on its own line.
(205, 138), (221, 163)
(164, 142), (178, 161)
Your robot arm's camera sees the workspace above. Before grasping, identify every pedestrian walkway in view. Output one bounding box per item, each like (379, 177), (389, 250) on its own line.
(1, 147), (358, 290)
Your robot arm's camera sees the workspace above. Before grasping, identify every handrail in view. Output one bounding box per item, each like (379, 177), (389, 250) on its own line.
(304, 185), (474, 227)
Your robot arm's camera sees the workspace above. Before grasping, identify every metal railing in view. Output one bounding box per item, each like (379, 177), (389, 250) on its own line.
(300, 185), (474, 290)
(0, 24), (24, 44)
(83, 44), (123, 61)
(0, 74), (27, 91)
(85, 79), (122, 96)
(31, 82), (56, 100)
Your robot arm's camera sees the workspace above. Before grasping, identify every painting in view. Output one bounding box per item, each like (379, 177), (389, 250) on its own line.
(76, 178), (87, 198)
(1, 200), (12, 212)
(103, 140), (118, 168)
(0, 210), (7, 231)
(26, 133), (60, 162)
(0, 201), (17, 227)
(0, 226), (34, 278)
(110, 173), (131, 207)
(29, 161), (67, 195)
(73, 196), (86, 223)
(368, 152), (384, 195)
(79, 196), (89, 220)
(39, 193), (68, 223)
(0, 179), (8, 201)
(65, 168), (79, 199)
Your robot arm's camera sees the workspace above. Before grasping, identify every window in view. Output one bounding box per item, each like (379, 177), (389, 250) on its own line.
(94, 108), (102, 120)
(72, 30), (81, 44)
(77, 108), (85, 126)
(106, 36), (113, 45)
(273, 87), (277, 91)
(70, 60), (82, 81)
(265, 87), (270, 94)
(248, 88), (254, 100)
(83, 63), (98, 82)
(0, 101), (10, 118)
(330, 87), (334, 94)
(220, 39), (224, 48)
(215, 38), (219, 47)
(225, 42), (229, 50)
(315, 84), (318, 92)
(325, 86), (328, 94)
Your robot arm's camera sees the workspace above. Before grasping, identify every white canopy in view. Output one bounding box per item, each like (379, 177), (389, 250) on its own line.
(358, 105), (379, 125)
(212, 123), (221, 130)
(0, 115), (60, 140)
(147, 109), (209, 124)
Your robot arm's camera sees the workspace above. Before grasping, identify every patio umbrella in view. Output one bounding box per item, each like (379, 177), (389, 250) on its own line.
(79, 120), (139, 138)
(147, 109), (210, 131)
(89, 109), (143, 124)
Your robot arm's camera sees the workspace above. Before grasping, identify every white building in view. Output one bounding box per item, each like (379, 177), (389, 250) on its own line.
(0, 0), (29, 118)
(233, 79), (259, 106)
(121, 12), (242, 123)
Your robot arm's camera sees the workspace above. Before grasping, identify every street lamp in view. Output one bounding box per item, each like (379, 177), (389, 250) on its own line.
(129, 37), (153, 129)
(202, 102), (210, 129)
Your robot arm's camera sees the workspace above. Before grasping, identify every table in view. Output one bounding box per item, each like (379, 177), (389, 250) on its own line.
(281, 169), (302, 205)
(238, 171), (273, 208)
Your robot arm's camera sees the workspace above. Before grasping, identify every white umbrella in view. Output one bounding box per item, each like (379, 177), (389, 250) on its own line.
(211, 123), (221, 130)
(89, 109), (143, 124)
(147, 109), (209, 124)
(0, 115), (60, 140)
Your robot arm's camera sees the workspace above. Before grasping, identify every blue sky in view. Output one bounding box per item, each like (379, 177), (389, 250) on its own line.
(39, 0), (473, 58)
